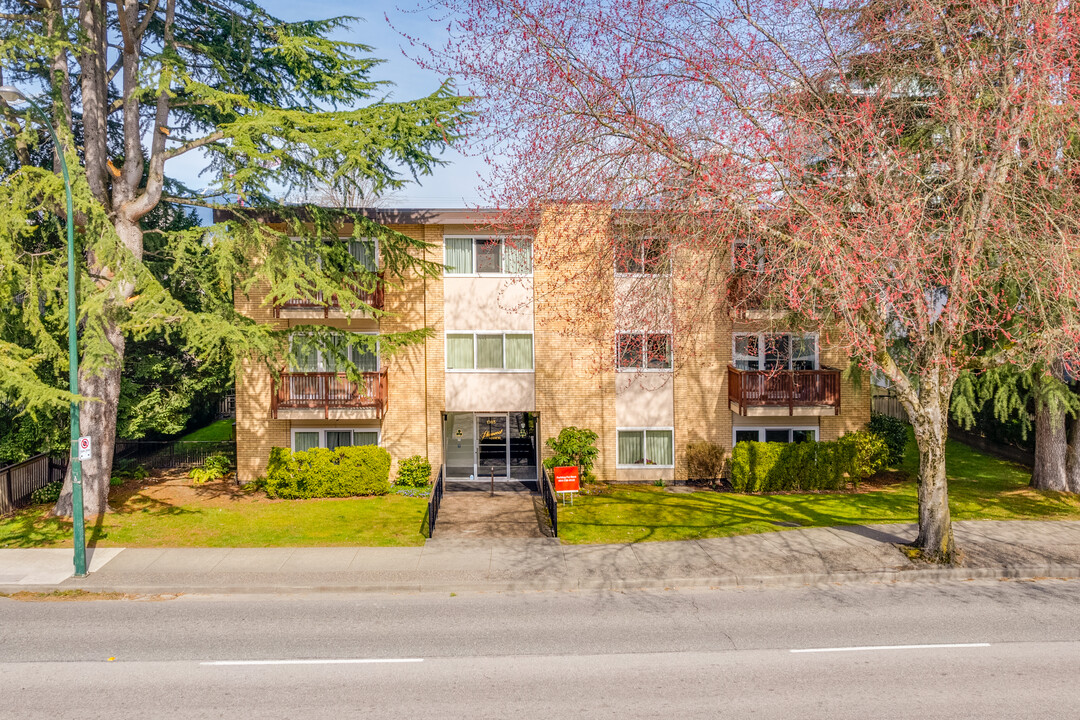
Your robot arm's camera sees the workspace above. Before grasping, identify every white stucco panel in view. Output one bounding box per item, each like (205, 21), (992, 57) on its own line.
(615, 372), (674, 426)
(444, 277), (533, 331)
(445, 372), (536, 412)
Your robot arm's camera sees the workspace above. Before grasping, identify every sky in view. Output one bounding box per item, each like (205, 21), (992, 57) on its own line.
(167, 0), (488, 209)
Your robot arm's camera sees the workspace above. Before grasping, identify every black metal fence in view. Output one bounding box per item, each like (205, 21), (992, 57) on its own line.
(113, 440), (236, 470)
(539, 466), (558, 538)
(426, 466), (445, 538)
(0, 454), (68, 514)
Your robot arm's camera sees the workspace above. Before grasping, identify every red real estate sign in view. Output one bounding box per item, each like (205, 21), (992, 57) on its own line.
(553, 466), (580, 492)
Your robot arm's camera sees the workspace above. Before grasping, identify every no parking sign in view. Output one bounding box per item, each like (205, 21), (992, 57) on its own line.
(78, 436), (91, 461)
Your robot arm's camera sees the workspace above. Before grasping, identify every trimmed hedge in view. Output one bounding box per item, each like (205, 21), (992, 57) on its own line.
(265, 445), (391, 499)
(730, 432), (888, 493)
(867, 413), (908, 466)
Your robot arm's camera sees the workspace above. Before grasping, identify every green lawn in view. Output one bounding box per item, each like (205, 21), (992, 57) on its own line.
(558, 431), (1080, 545)
(178, 419), (235, 442)
(0, 494), (429, 548)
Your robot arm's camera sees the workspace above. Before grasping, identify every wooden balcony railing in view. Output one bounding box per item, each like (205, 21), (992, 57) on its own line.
(728, 365), (841, 415)
(273, 272), (385, 317)
(272, 370), (388, 419)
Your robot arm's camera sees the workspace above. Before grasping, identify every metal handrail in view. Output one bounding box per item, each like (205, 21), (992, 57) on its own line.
(539, 466), (558, 538)
(426, 465), (445, 538)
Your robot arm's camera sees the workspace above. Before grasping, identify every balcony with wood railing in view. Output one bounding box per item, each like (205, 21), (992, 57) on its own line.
(273, 272), (385, 318)
(272, 369), (388, 420)
(728, 365), (841, 416)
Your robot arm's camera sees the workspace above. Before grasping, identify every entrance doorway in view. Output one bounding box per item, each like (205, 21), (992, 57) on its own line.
(443, 412), (538, 481)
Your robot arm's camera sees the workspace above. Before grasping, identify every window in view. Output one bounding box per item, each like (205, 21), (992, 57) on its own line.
(291, 428), (381, 452)
(445, 332), (534, 371)
(444, 237), (532, 275)
(732, 427), (817, 445)
(616, 236), (669, 275)
(617, 429), (675, 467)
(289, 333), (379, 373)
(732, 333), (817, 371)
(616, 332), (672, 371)
(347, 238), (378, 272)
(732, 238), (764, 271)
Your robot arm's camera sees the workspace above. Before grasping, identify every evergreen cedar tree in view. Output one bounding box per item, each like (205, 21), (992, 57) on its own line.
(422, 0), (1080, 561)
(0, 1), (469, 517)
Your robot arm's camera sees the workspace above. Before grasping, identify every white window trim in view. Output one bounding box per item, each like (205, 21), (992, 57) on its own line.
(443, 235), (534, 277)
(614, 236), (671, 277)
(731, 332), (820, 371)
(444, 330), (535, 373)
(615, 426), (676, 469)
(615, 331), (673, 372)
(732, 427), (818, 445)
(291, 428), (382, 452)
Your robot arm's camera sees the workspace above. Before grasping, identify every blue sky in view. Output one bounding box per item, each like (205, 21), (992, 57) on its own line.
(168, 1), (486, 208)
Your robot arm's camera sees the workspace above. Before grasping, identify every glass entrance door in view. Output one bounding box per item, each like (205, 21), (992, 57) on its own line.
(476, 414), (509, 478)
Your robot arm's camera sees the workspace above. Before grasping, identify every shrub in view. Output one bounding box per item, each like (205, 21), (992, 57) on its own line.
(190, 453), (233, 485)
(395, 455), (432, 487)
(264, 445), (391, 499)
(111, 459), (148, 484)
(685, 441), (726, 480)
(30, 481), (63, 505)
(543, 426), (600, 482)
(838, 430), (889, 485)
(731, 440), (848, 492)
(867, 413), (908, 467)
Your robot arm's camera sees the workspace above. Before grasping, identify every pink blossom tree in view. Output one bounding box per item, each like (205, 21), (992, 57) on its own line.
(419, 0), (1080, 561)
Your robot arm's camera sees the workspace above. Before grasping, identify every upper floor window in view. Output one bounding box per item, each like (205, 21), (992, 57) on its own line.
(348, 238), (378, 272)
(445, 332), (534, 371)
(733, 333), (816, 371)
(616, 332), (672, 371)
(444, 237), (532, 275)
(289, 332), (379, 373)
(732, 238), (764, 271)
(616, 236), (669, 275)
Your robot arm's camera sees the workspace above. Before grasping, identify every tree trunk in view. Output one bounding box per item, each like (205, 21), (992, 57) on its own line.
(52, 322), (125, 518)
(1066, 415), (1080, 494)
(1032, 401), (1069, 491)
(910, 409), (956, 563)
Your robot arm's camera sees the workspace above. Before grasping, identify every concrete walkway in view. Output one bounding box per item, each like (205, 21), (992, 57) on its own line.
(434, 484), (549, 538)
(2, 520), (1080, 594)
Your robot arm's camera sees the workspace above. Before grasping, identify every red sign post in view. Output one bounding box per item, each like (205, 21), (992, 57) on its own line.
(553, 466), (580, 493)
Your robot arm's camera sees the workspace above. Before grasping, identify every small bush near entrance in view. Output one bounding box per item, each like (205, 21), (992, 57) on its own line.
(867, 413), (908, 466)
(543, 426), (599, 482)
(265, 445), (391, 499)
(685, 441), (727, 480)
(395, 455), (432, 487)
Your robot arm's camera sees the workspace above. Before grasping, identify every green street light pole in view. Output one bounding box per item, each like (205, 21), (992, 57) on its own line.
(0, 85), (86, 577)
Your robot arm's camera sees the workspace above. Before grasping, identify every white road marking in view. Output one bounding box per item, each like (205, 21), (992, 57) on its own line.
(201, 658), (424, 666)
(791, 643), (990, 654)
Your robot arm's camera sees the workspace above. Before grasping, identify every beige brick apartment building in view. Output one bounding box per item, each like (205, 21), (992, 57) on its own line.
(229, 206), (870, 485)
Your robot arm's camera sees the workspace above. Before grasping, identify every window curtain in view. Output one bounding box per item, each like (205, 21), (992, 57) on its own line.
(349, 335), (379, 372)
(349, 239), (378, 272)
(618, 431), (645, 465)
(446, 334), (474, 369)
(326, 431), (352, 451)
(505, 334), (533, 370)
(645, 430), (674, 466)
(293, 432), (319, 452)
(445, 238), (473, 274)
(289, 335), (320, 372)
(353, 431), (379, 446)
(502, 239), (532, 274)
(476, 334), (504, 369)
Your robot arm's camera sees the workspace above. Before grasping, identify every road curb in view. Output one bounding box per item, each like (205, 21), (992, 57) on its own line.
(4, 563), (1078, 596)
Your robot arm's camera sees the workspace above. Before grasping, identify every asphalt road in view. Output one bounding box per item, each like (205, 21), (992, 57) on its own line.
(3, 579), (1079, 718)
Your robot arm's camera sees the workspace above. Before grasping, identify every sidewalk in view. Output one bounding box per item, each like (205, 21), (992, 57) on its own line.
(3, 520), (1080, 595)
